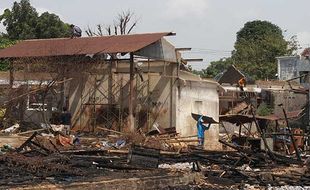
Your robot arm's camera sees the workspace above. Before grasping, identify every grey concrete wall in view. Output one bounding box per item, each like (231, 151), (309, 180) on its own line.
(272, 90), (307, 114)
(277, 56), (299, 81)
(277, 56), (310, 83)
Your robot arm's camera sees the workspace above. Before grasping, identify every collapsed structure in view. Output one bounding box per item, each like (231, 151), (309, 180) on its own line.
(0, 32), (221, 149)
(0, 33), (309, 189)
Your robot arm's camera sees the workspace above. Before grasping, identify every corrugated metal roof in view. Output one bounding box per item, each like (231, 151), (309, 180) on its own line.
(0, 32), (173, 58)
(220, 109), (303, 124)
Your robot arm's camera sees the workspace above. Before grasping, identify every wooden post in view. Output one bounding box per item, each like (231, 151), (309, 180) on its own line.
(250, 105), (276, 160)
(169, 64), (174, 128)
(280, 104), (302, 161)
(119, 75), (123, 132)
(108, 59), (113, 128)
(147, 59), (151, 131)
(92, 75), (97, 132)
(9, 61), (13, 88)
(129, 52), (135, 132)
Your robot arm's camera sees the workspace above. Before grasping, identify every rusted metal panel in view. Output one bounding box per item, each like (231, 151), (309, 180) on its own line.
(217, 65), (244, 85)
(219, 109), (303, 124)
(0, 33), (173, 58)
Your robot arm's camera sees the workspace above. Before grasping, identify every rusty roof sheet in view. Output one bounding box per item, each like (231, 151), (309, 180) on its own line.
(251, 109), (304, 121)
(220, 109), (303, 124)
(0, 32), (173, 58)
(219, 114), (253, 125)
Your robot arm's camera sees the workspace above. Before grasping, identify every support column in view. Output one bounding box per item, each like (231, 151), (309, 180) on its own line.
(170, 64), (176, 128)
(108, 60), (113, 128)
(9, 62), (13, 88)
(59, 74), (65, 111)
(147, 59), (151, 131)
(129, 53), (135, 132)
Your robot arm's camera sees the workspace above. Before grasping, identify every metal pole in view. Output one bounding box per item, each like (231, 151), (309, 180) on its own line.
(129, 52), (135, 132)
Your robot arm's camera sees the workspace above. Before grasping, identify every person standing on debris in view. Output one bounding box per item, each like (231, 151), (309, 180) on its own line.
(70, 24), (82, 38)
(238, 77), (246, 91)
(238, 77), (247, 99)
(196, 115), (211, 148)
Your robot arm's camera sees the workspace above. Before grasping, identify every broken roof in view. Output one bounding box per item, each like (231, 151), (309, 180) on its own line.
(219, 109), (303, 124)
(215, 65), (255, 85)
(301, 48), (310, 58)
(219, 114), (253, 125)
(0, 32), (174, 58)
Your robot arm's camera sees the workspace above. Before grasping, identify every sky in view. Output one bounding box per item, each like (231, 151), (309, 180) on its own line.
(1, 0), (310, 70)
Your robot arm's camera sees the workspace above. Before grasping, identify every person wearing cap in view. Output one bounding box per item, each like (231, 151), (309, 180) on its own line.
(70, 24), (82, 38)
(196, 115), (211, 148)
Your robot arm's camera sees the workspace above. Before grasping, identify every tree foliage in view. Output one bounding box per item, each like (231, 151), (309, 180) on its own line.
(0, 0), (70, 40)
(192, 58), (233, 79)
(0, 35), (15, 49)
(0, 0), (38, 40)
(0, 35), (16, 70)
(232, 20), (295, 80)
(0, 0), (70, 71)
(35, 12), (70, 39)
(256, 102), (273, 116)
(193, 20), (298, 80)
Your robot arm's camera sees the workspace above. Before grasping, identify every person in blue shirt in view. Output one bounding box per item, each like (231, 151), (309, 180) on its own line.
(197, 115), (211, 147)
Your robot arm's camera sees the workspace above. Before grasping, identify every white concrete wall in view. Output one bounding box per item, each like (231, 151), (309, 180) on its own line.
(175, 80), (220, 150)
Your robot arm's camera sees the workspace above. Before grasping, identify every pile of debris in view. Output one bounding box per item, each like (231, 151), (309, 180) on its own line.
(0, 122), (309, 189)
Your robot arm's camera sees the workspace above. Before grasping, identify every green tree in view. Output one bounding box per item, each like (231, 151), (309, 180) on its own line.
(192, 58), (232, 79)
(0, 0), (70, 71)
(0, 0), (70, 40)
(0, 0), (38, 40)
(0, 35), (15, 49)
(0, 35), (16, 70)
(232, 20), (294, 80)
(36, 12), (70, 39)
(256, 102), (273, 116)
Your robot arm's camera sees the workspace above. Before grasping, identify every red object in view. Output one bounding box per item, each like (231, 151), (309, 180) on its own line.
(57, 134), (72, 147)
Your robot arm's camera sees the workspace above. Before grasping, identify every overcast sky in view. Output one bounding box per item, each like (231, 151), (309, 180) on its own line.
(1, 0), (310, 70)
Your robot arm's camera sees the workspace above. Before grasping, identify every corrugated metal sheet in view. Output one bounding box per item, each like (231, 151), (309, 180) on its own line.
(0, 32), (173, 58)
(219, 109), (303, 124)
(216, 65), (255, 85)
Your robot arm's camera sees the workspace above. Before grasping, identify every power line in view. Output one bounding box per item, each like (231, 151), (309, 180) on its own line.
(182, 51), (231, 55)
(191, 48), (232, 52)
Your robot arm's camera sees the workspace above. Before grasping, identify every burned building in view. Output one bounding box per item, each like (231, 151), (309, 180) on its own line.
(0, 32), (222, 150)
